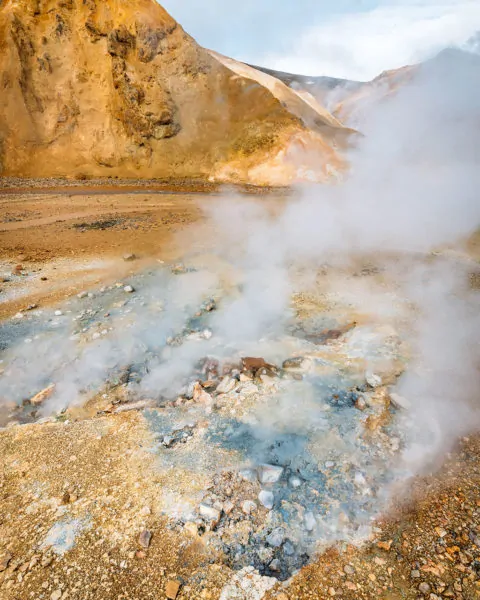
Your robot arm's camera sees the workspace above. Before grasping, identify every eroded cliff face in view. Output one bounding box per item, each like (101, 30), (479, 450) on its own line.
(0, 0), (349, 185)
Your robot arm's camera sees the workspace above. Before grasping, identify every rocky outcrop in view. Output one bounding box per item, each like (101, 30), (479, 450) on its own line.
(0, 0), (351, 185)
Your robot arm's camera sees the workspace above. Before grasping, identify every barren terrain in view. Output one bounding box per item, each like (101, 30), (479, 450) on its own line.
(0, 183), (479, 600)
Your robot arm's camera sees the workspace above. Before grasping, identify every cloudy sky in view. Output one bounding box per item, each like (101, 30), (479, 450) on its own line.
(160, 0), (480, 80)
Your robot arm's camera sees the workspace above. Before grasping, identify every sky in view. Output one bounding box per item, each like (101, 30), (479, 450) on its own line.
(160, 0), (480, 80)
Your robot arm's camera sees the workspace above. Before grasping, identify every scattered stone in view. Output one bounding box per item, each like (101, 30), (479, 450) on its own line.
(411, 570), (420, 578)
(258, 490), (274, 509)
(266, 527), (285, 547)
(389, 392), (411, 411)
(219, 567), (276, 600)
(77, 291), (88, 299)
(123, 253), (137, 261)
(26, 303), (38, 311)
(366, 371), (382, 388)
(193, 383), (215, 412)
(241, 500), (257, 515)
(124, 285), (135, 293)
(257, 464), (283, 485)
(355, 396), (367, 411)
(288, 475), (302, 488)
(242, 357), (276, 375)
(138, 530), (152, 549)
(282, 357), (312, 372)
(51, 590), (62, 600)
(216, 376), (236, 394)
(419, 582), (431, 595)
(199, 504), (221, 528)
(269, 559), (281, 573)
(239, 469), (257, 483)
(377, 539), (393, 551)
(30, 384), (56, 406)
(0, 553), (12, 572)
(166, 579), (181, 599)
(54, 310), (63, 316)
(344, 565), (355, 575)
(304, 512), (316, 532)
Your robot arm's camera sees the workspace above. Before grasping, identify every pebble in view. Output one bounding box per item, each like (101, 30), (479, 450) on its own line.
(51, 591), (62, 600)
(344, 565), (355, 575)
(266, 527), (285, 547)
(166, 580), (181, 599)
(124, 285), (135, 293)
(216, 376), (236, 394)
(77, 291), (88, 299)
(257, 464), (283, 484)
(365, 371), (382, 388)
(258, 490), (274, 509)
(199, 504), (221, 527)
(389, 392), (411, 410)
(241, 500), (257, 515)
(54, 310), (63, 316)
(123, 253), (137, 261)
(138, 530), (152, 549)
(419, 582), (431, 594)
(304, 512), (316, 531)
(288, 475), (302, 488)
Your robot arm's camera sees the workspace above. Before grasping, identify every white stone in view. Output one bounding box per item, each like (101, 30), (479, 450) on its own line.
(241, 500), (257, 515)
(258, 491), (274, 509)
(389, 392), (411, 411)
(365, 371), (382, 388)
(257, 464), (283, 485)
(54, 310), (63, 317)
(124, 285), (135, 294)
(216, 376), (236, 394)
(199, 504), (221, 526)
(219, 567), (276, 600)
(304, 512), (316, 532)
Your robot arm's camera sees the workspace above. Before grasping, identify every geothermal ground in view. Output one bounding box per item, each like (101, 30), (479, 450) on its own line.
(0, 182), (479, 600)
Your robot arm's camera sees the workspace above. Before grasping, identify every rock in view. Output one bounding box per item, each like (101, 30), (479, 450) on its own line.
(138, 530), (152, 549)
(77, 291), (88, 299)
(366, 371), (382, 388)
(193, 383), (215, 412)
(282, 357), (312, 372)
(184, 522), (198, 536)
(355, 396), (367, 411)
(257, 464), (283, 485)
(124, 285), (135, 293)
(0, 552), (12, 572)
(258, 490), (274, 509)
(199, 504), (221, 528)
(241, 357), (276, 375)
(411, 570), (420, 578)
(325, 461), (336, 469)
(51, 591), (62, 600)
(269, 559), (281, 573)
(389, 392), (411, 411)
(30, 384), (56, 406)
(419, 582), (431, 595)
(166, 580), (181, 599)
(216, 376), (236, 394)
(266, 527), (285, 547)
(239, 469), (257, 483)
(377, 539), (393, 551)
(123, 253), (137, 261)
(304, 512), (316, 532)
(288, 475), (302, 488)
(54, 310), (63, 316)
(257, 546), (274, 563)
(241, 500), (257, 515)
(344, 565), (355, 575)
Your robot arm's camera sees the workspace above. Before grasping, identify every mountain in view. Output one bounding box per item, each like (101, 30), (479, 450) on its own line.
(0, 0), (352, 186)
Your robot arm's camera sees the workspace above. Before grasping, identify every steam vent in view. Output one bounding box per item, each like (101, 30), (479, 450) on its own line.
(0, 1), (479, 599)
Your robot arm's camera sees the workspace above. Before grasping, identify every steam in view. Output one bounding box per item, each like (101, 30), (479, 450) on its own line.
(0, 46), (479, 561)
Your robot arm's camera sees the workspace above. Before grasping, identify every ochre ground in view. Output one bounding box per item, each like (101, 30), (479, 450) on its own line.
(0, 183), (479, 600)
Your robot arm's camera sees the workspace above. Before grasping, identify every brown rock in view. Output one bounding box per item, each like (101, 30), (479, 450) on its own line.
(377, 539), (393, 551)
(138, 530), (152, 549)
(166, 579), (181, 599)
(30, 384), (55, 406)
(0, 552), (12, 572)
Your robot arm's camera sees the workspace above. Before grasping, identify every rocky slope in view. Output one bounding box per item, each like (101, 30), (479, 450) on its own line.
(0, 0), (350, 185)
